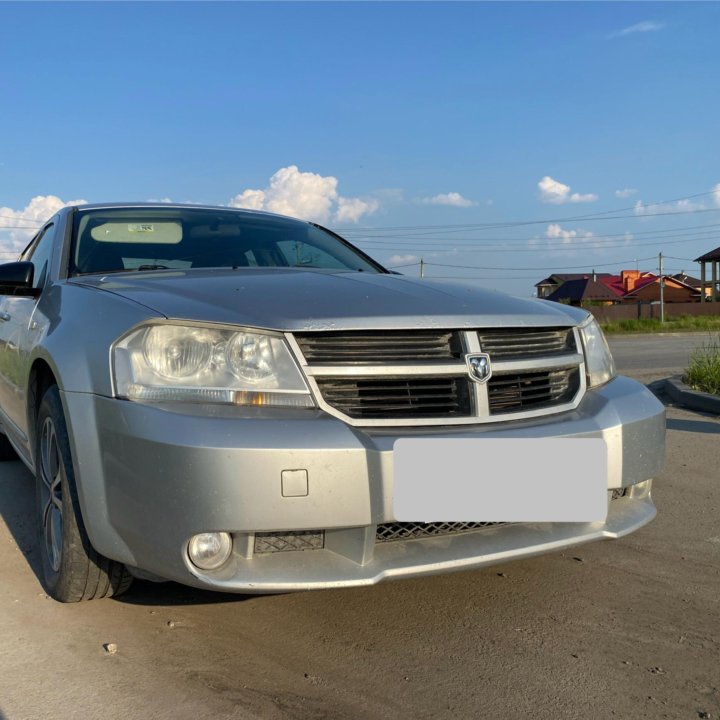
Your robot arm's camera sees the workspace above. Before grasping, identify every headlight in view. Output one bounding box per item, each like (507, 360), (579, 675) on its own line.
(113, 323), (314, 407)
(578, 316), (616, 388)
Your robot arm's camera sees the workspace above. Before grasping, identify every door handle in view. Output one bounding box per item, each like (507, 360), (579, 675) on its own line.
(0, 312), (11, 322)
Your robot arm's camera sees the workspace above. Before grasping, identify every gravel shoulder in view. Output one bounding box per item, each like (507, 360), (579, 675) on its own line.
(1, 371), (718, 719)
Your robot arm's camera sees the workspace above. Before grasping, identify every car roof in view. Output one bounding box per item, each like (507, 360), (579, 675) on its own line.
(67, 202), (309, 224)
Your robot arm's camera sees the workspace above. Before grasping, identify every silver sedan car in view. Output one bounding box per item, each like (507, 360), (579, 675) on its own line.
(0, 204), (665, 602)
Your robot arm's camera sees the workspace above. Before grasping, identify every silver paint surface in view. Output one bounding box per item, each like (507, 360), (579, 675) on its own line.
(0, 203), (665, 592)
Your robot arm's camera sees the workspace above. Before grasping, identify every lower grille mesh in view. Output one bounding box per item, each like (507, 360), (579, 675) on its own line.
(376, 521), (507, 543)
(254, 531), (324, 554)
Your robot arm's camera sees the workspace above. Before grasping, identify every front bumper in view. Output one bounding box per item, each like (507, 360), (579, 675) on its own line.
(62, 375), (665, 592)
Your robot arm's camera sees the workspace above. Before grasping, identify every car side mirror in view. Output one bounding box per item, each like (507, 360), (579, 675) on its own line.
(0, 261), (40, 297)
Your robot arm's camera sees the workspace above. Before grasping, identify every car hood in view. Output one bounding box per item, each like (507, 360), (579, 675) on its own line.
(71, 268), (587, 331)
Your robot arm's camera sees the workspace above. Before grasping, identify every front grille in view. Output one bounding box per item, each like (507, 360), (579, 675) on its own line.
(314, 377), (471, 419)
(294, 330), (461, 363)
(488, 368), (580, 414)
(376, 521), (507, 543)
(295, 327), (584, 424)
(254, 531), (324, 554)
(477, 327), (576, 359)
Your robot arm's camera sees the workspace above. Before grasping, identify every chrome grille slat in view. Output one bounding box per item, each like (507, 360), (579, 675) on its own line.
(488, 368), (579, 413)
(477, 328), (576, 358)
(295, 331), (460, 363)
(315, 376), (469, 419)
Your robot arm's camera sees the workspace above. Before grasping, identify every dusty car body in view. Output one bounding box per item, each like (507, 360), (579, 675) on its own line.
(0, 203), (665, 601)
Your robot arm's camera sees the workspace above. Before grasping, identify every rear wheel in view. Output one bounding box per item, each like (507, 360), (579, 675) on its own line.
(35, 385), (133, 602)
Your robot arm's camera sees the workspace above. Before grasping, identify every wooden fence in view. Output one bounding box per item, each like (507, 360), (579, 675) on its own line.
(587, 302), (720, 323)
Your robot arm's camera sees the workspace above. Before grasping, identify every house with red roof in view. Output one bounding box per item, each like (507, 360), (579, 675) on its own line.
(542, 269), (701, 307)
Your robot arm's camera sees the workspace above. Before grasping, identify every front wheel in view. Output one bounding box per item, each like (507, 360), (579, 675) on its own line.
(35, 385), (133, 602)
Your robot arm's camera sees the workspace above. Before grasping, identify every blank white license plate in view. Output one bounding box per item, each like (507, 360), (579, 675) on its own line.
(393, 438), (608, 523)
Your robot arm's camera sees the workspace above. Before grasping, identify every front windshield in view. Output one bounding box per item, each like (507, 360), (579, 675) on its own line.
(71, 207), (384, 276)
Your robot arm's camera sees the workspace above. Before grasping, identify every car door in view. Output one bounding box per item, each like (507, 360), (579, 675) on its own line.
(0, 222), (56, 454)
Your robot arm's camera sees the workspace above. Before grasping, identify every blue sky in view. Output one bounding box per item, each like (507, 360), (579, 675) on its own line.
(2, 1), (719, 296)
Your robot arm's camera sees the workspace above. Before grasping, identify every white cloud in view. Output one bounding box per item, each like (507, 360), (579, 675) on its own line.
(634, 198), (706, 216)
(0, 195), (86, 257)
(546, 223), (577, 242)
(231, 188), (265, 211)
(228, 165), (378, 225)
(538, 176), (598, 204)
(545, 223), (594, 245)
(713, 183), (720, 207)
(419, 192), (476, 208)
(611, 21), (665, 38)
(387, 254), (419, 266)
(335, 196), (380, 224)
(615, 188), (638, 198)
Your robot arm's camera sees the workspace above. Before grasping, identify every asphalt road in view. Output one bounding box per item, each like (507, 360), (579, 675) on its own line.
(0, 334), (718, 720)
(608, 331), (713, 378)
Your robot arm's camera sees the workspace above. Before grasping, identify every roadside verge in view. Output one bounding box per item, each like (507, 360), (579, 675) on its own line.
(662, 376), (720, 415)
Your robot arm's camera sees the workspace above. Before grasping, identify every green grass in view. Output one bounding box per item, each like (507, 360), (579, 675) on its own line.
(684, 335), (720, 396)
(600, 315), (720, 334)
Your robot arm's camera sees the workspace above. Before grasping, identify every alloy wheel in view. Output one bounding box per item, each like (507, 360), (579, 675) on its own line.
(39, 417), (63, 572)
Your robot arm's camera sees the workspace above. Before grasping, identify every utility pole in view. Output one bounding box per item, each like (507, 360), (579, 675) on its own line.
(659, 252), (665, 323)
(420, 258), (424, 278)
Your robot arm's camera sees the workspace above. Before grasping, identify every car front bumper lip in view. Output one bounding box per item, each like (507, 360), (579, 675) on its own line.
(61, 374), (665, 591)
(183, 485), (655, 593)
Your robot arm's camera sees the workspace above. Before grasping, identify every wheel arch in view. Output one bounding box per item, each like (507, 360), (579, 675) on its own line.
(27, 357), (61, 463)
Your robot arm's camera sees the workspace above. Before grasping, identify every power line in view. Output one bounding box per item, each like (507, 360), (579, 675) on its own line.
(352, 221), (720, 245)
(359, 233), (720, 255)
(339, 194), (720, 234)
(365, 238), (719, 258)
(424, 257), (656, 272)
(0, 214), (42, 225)
(342, 207), (720, 237)
(0, 225), (43, 231)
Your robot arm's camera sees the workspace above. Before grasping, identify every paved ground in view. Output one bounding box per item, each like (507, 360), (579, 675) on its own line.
(0, 334), (718, 720)
(608, 331), (713, 380)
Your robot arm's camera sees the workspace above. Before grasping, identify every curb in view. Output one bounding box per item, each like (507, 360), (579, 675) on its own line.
(663, 376), (720, 415)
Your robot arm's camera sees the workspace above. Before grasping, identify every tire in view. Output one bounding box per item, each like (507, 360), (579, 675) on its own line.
(35, 385), (133, 602)
(0, 431), (18, 461)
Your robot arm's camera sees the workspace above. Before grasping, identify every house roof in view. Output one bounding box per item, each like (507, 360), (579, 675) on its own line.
(695, 246), (720, 262)
(628, 275), (660, 293)
(546, 278), (621, 303)
(534, 272), (612, 287)
(671, 272), (702, 288)
(624, 274), (701, 298)
(598, 276), (630, 296)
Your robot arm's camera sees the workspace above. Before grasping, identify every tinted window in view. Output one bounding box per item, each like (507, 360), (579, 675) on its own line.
(21, 224), (56, 289)
(71, 208), (383, 275)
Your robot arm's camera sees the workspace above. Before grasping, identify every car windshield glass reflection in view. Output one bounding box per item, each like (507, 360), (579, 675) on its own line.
(71, 208), (383, 276)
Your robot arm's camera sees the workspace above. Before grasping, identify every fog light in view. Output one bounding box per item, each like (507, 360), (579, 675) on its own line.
(187, 532), (233, 571)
